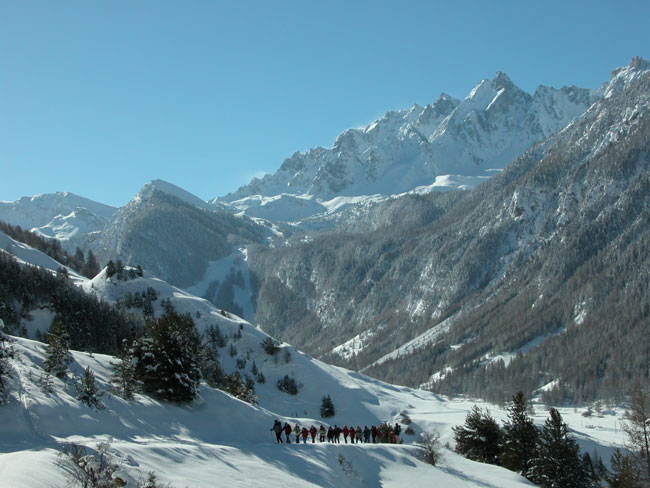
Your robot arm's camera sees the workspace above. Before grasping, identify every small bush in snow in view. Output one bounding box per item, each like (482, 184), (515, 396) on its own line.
(57, 440), (120, 488)
(261, 337), (280, 356)
(283, 348), (292, 363)
(337, 454), (359, 477)
(416, 430), (443, 466)
(38, 371), (55, 394)
(277, 374), (299, 395)
(57, 439), (173, 487)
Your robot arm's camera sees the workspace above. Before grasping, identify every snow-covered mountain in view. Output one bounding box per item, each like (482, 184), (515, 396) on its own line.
(0, 192), (116, 251)
(247, 57), (650, 401)
(89, 180), (266, 289)
(214, 72), (598, 223)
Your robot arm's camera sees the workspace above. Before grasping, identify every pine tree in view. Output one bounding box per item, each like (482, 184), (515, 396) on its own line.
(133, 310), (202, 403)
(199, 343), (225, 389)
(320, 395), (335, 418)
(84, 250), (99, 278)
(110, 344), (138, 401)
(76, 366), (103, 409)
(452, 405), (502, 464)
(0, 320), (13, 398)
(224, 371), (257, 404)
(621, 383), (650, 485)
(607, 448), (642, 488)
(106, 260), (117, 278)
(581, 452), (605, 487)
(529, 408), (588, 488)
(44, 317), (73, 378)
(500, 391), (538, 477)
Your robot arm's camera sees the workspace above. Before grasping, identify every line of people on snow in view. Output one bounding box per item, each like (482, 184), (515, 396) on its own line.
(271, 420), (402, 444)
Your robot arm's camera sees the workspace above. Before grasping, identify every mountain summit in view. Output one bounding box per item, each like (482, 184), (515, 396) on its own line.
(215, 72), (598, 222)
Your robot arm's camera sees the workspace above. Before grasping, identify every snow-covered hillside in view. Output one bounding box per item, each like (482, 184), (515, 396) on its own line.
(0, 230), (85, 283)
(0, 232), (625, 487)
(0, 333), (624, 488)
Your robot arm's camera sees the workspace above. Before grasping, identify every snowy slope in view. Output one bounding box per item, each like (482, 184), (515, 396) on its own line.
(0, 333), (624, 488)
(132, 179), (210, 209)
(31, 206), (111, 250)
(0, 232), (626, 487)
(0, 192), (116, 229)
(0, 230), (85, 282)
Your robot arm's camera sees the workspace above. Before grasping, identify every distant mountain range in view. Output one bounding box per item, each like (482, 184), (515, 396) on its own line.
(2, 57), (649, 403)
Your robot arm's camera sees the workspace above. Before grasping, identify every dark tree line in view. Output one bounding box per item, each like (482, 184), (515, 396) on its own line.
(0, 251), (143, 354)
(0, 221), (99, 278)
(452, 391), (650, 488)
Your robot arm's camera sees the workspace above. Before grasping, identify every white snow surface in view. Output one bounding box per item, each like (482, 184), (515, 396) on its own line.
(0, 335), (626, 488)
(135, 179), (210, 209)
(0, 192), (115, 230)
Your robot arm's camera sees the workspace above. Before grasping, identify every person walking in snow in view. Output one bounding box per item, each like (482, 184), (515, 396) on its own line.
(371, 425), (377, 443)
(394, 423), (401, 444)
(309, 425), (317, 443)
(294, 424), (301, 443)
(355, 426), (362, 443)
(334, 425), (341, 443)
(327, 426), (334, 443)
(319, 425), (326, 442)
(283, 422), (292, 443)
(271, 420), (283, 443)
(343, 425), (349, 444)
(363, 426), (371, 443)
(301, 427), (309, 444)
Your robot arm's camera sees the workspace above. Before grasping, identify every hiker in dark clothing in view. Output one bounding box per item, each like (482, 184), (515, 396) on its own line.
(327, 426), (333, 442)
(363, 426), (371, 443)
(309, 425), (317, 443)
(371, 425), (377, 443)
(334, 425), (341, 443)
(271, 420), (283, 443)
(283, 422), (292, 443)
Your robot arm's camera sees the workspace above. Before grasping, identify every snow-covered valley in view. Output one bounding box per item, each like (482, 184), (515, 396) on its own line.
(0, 231), (630, 487)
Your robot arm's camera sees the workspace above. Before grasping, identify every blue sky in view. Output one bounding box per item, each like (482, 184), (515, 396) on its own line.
(2, 0), (649, 207)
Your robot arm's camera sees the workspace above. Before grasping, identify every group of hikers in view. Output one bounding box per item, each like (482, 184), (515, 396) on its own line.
(271, 420), (402, 445)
